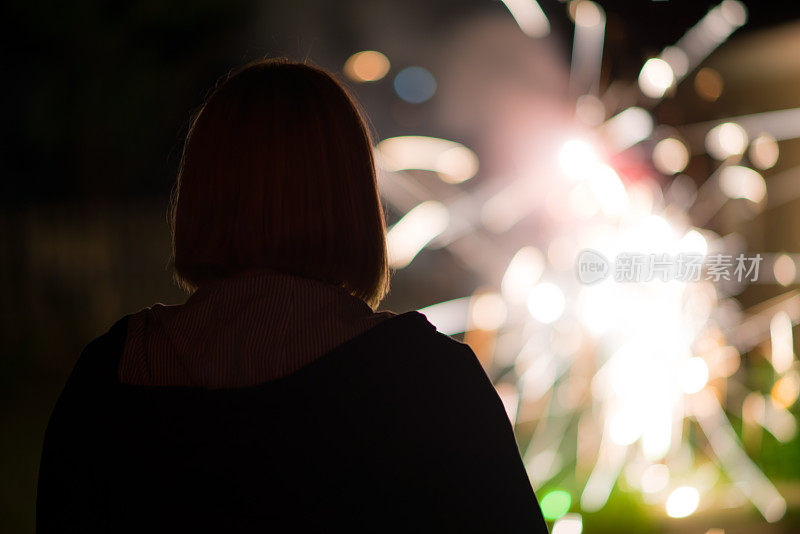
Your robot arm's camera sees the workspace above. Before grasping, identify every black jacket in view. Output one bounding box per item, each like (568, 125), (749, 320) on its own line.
(37, 311), (547, 533)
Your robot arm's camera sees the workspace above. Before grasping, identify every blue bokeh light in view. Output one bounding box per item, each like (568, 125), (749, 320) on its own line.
(393, 66), (437, 104)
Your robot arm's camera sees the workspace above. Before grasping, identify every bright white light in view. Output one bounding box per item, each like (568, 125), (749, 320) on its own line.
(559, 139), (599, 180)
(587, 165), (629, 216)
(719, 166), (765, 203)
(642, 410), (673, 461)
(471, 293), (508, 331)
(575, 1), (603, 27)
(764, 400), (797, 443)
(652, 138), (689, 175)
(568, 183), (600, 218)
(552, 514), (583, 534)
(666, 486), (700, 518)
(500, 0), (550, 37)
(721, 0), (748, 26)
(528, 283), (566, 324)
(770, 311), (794, 374)
(387, 201), (449, 268)
(641, 464), (670, 493)
(376, 136), (479, 183)
(670, 1), (747, 82)
(705, 122), (748, 160)
(603, 108), (654, 153)
(660, 46), (689, 78)
(609, 413), (640, 446)
(749, 133), (779, 170)
(638, 58), (675, 99)
(570, 0), (606, 96)
(496, 382), (520, 423)
(773, 254), (796, 287)
(680, 229), (708, 256)
(435, 146), (480, 183)
(501, 247), (545, 303)
(417, 297), (471, 336)
(681, 357), (710, 393)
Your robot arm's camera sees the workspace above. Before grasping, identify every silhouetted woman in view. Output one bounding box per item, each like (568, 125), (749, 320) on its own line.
(37, 59), (547, 533)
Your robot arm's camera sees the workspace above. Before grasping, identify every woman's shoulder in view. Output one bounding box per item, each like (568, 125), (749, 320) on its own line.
(67, 315), (131, 389)
(342, 310), (486, 385)
(358, 311), (474, 359)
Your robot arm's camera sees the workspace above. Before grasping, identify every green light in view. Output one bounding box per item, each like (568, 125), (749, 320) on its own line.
(540, 489), (571, 521)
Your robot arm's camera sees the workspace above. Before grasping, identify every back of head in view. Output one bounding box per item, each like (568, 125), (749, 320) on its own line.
(172, 58), (389, 308)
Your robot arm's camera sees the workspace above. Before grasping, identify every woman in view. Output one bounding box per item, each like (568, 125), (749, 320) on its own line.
(37, 58), (547, 533)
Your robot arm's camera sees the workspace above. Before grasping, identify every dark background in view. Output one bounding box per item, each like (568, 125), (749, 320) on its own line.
(3, 1), (800, 532)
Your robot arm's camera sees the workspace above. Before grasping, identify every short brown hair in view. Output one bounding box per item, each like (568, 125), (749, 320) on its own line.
(171, 58), (389, 308)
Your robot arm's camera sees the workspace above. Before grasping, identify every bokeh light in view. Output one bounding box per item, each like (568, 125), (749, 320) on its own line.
(705, 122), (748, 160)
(652, 137), (689, 175)
(694, 67), (724, 101)
(749, 133), (779, 170)
(773, 254), (796, 286)
(541, 489), (572, 521)
(638, 58), (675, 99)
(393, 66), (437, 103)
(343, 50), (390, 82)
(527, 283), (566, 324)
(719, 166), (766, 203)
(665, 486), (700, 518)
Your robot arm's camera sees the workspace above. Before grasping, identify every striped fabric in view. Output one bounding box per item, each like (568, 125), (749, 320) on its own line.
(118, 270), (394, 388)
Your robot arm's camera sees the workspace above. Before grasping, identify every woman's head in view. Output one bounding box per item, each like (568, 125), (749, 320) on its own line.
(171, 58), (389, 308)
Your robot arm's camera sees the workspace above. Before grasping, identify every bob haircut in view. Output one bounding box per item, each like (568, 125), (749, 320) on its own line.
(171, 58), (389, 308)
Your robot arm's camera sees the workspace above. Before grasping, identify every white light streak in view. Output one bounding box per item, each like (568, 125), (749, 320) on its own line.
(692, 389), (786, 522)
(638, 58), (675, 99)
(665, 486), (700, 518)
(496, 382), (520, 424)
(680, 357), (709, 394)
(770, 311), (794, 374)
(660, 46), (689, 78)
(500, 0), (550, 38)
(570, 1), (606, 96)
(705, 122), (748, 160)
(481, 180), (538, 233)
(387, 201), (449, 268)
(669, 1), (747, 83)
(376, 136), (479, 183)
(580, 431), (627, 512)
(602, 107), (653, 153)
(527, 282), (566, 324)
(574, 97), (604, 128)
(501, 247), (545, 303)
(552, 514), (583, 534)
(718, 166), (765, 203)
(470, 293), (508, 331)
(559, 139), (600, 180)
(417, 297), (471, 336)
(587, 165), (628, 216)
(686, 108), (800, 152)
